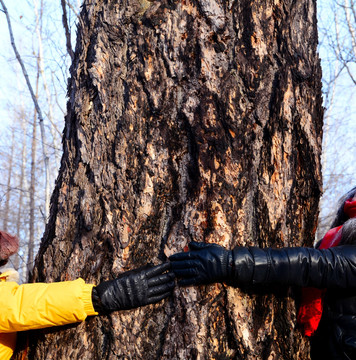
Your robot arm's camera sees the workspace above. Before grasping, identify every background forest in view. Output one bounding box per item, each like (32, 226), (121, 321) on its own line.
(0, 0), (355, 283)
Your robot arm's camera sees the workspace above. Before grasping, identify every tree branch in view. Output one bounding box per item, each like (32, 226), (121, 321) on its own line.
(61, 0), (74, 61)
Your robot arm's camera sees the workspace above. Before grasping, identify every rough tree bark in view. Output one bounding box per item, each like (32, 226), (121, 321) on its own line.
(18, 0), (323, 359)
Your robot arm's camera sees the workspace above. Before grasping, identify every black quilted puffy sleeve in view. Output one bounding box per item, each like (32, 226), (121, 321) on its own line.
(231, 245), (356, 289)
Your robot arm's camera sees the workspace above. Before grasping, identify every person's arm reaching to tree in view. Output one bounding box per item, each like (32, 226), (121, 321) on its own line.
(0, 254), (174, 360)
(169, 241), (356, 289)
(0, 262), (174, 333)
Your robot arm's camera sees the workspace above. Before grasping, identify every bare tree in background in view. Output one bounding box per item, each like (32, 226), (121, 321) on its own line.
(0, 0), (51, 221)
(0, 108), (33, 281)
(27, 50), (41, 276)
(2, 126), (15, 233)
(0, 0), (81, 280)
(14, 109), (29, 271)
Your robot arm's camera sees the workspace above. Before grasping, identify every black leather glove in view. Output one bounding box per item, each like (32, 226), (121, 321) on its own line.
(169, 241), (233, 286)
(92, 262), (175, 312)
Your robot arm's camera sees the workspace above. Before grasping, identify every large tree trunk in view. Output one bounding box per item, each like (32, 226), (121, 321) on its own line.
(19, 0), (323, 359)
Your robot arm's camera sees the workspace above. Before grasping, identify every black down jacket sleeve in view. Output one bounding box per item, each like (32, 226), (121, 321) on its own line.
(232, 245), (356, 289)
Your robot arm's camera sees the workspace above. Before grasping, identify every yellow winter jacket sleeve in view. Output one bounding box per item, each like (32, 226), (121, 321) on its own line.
(0, 279), (98, 360)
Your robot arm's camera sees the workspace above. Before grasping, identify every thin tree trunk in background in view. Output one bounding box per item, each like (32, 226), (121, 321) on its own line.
(2, 127), (15, 233)
(19, 0), (323, 359)
(27, 57), (40, 278)
(33, 0), (62, 172)
(27, 115), (37, 277)
(14, 114), (29, 270)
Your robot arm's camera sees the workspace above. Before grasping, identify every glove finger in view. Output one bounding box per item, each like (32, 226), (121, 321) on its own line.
(170, 259), (200, 270)
(147, 272), (175, 287)
(169, 252), (193, 261)
(148, 281), (175, 297)
(172, 267), (199, 278)
(178, 277), (199, 287)
(188, 241), (209, 250)
(147, 291), (172, 305)
(145, 262), (171, 278)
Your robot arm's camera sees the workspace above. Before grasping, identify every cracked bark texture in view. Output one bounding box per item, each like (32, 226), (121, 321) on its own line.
(15, 0), (323, 359)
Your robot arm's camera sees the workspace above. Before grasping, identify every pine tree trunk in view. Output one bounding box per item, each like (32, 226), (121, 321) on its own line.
(18, 0), (323, 358)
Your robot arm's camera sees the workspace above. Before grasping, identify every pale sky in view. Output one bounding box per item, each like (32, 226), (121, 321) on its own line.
(0, 1), (68, 133)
